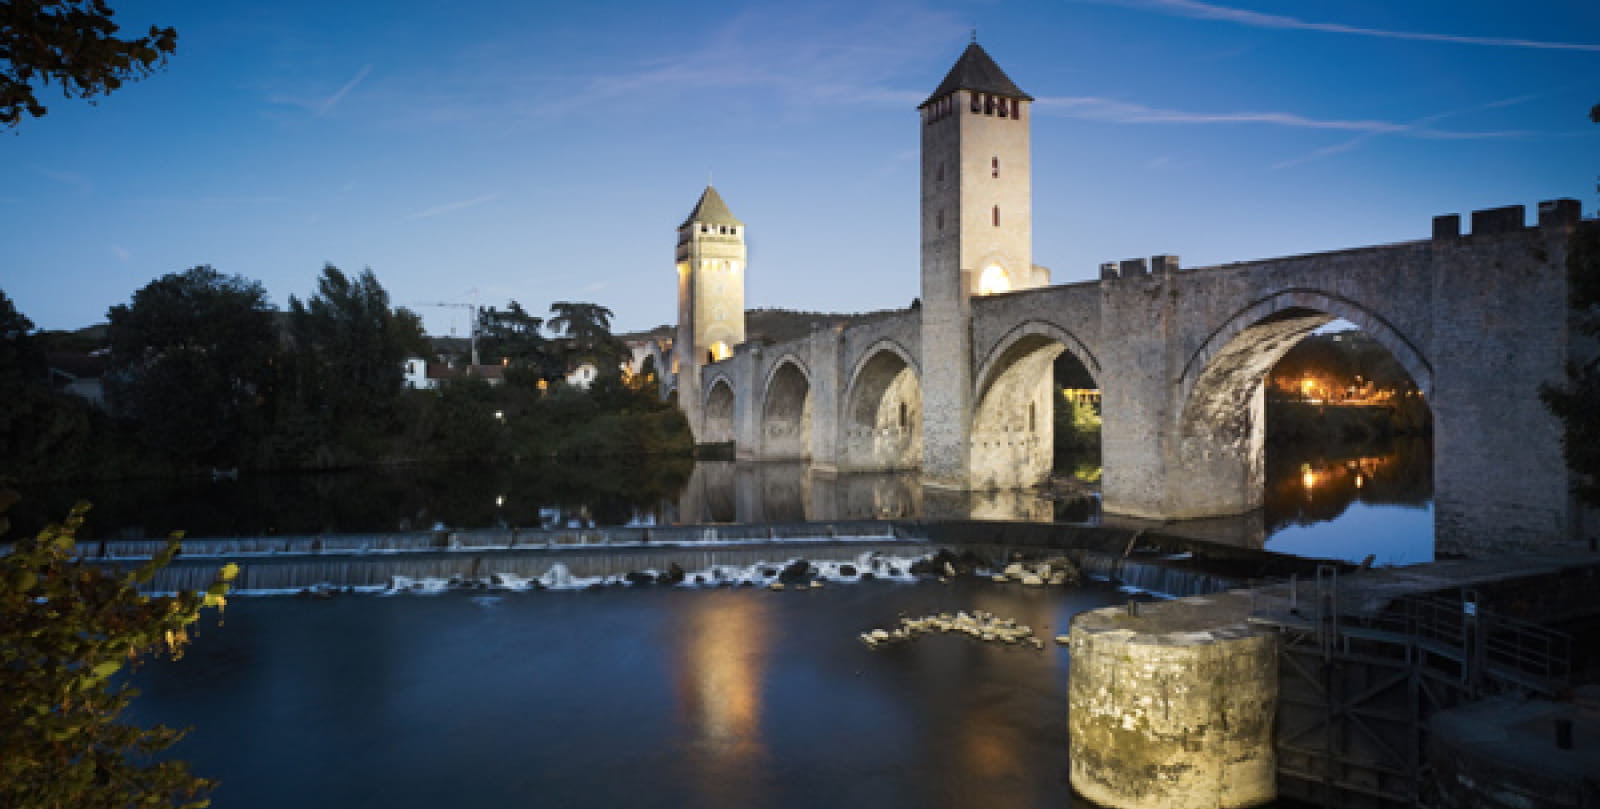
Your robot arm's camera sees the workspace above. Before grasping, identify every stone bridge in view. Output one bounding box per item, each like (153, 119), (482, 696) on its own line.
(658, 201), (1586, 555)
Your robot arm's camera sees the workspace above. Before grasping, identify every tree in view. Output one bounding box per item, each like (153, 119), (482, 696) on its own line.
(478, 300), (559, 380)
(283, 265), (422, 463)
(1, 489), (236, 809)
(547, 301), (625, 373)
(1, 1), (177, 128)
(105, 266), (276, 467)
(1541, 102), (1600, 509)
(1, 287), (44, 387)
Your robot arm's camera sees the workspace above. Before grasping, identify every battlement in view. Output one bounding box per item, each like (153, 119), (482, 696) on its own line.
(1100, 254), (1181, 280)
(1432, 198), (1581, 240)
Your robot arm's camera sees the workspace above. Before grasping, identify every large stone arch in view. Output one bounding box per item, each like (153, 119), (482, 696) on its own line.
(841, 340), (922, 471)
(702, 376), (736, 445)
(1179, 288), (1432, 409)
(968, 321), (1100, 490)
(1173, 288), (1434, 514)
(760, 355), (812, 460)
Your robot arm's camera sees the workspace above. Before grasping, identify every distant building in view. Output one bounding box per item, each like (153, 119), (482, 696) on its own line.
(402, 356), (505, 389)
(45, 351), (108, 408)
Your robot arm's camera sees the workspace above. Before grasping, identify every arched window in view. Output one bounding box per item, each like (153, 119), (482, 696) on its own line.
(992, 205), (1000, 227)
(991, 157), (999, 178)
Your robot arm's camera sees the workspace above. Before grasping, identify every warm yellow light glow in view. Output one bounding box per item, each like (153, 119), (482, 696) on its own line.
(710, 341), (733, 361)
(1354, 475), (1364, 489)
(676, 261), (689, 277)
(1301, 466), (1316, 489)
(977, 264), (1011, 295)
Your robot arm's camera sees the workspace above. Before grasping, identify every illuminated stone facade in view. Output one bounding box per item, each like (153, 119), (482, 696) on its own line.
(673, 185), (747, 440)
(648, 41), (1586, 554)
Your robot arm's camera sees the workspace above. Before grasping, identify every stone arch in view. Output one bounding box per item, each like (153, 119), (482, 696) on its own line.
(1179, 289), (1432, 408)
(969, 321), (1099, 490)
(842, 341), (923, 471)
(702, 376), (736, 445)
(760, 356), (813, 460)
(975, 320), (1101, 400)
(1174, 289), (1434, 513)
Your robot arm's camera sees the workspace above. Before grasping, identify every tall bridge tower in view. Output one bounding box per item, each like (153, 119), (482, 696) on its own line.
(674, 185), (747, 439)
(918, 40), (1037, 486)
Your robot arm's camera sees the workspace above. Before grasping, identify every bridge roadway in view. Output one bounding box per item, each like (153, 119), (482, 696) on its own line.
(663, 200), (1591, 556)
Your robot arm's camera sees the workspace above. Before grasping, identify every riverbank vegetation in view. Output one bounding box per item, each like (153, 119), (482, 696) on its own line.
(0, 266), (692, 485)
(0, 490), (234, 809)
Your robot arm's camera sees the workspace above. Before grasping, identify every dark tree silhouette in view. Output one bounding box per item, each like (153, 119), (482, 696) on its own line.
(548, 301), (626, 372)
(1, 1), (177, 128)
(282, 265), (424, 464)
(1541, 103), (1600, 508)
(106, 266), (275, 467)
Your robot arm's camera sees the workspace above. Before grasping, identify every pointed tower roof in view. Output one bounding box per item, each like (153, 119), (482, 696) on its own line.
(919, 41), (1031, 108)
(680, 185), (743, 229)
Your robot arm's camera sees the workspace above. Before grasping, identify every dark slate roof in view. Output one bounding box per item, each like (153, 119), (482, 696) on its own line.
(680, 185), (743, 228)
(919, 42), (1031, 108)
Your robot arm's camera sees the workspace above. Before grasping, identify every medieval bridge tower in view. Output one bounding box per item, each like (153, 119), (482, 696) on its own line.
(919, 41), (1049, 487)
(674, 185), (747, 441)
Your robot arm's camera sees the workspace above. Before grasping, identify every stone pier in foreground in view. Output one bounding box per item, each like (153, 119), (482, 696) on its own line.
(1068, 591), (1278, 809)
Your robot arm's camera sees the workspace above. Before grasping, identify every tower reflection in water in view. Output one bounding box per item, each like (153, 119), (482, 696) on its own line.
(672, 593), (772, 804)
(670, 462), (1088, 525)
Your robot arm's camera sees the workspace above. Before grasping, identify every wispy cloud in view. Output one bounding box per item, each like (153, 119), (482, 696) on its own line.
(1272, 93), (1544, 169)
(110, 245), (131, 261)
(268, 64), (373, 116)
(317, 65), (372, 115)
(33, 166), (92, 191)
(581, 3), (954, 110)
(409, 193), (498, 220)
(1033, 95), (1529, 140)
(1102, 0), (1600, 52)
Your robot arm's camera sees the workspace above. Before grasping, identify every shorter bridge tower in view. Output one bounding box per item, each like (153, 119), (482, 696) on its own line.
(674, 185), (747, 440)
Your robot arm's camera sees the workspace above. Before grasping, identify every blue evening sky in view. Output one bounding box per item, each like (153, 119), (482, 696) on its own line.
(3, 0), (1597, 337)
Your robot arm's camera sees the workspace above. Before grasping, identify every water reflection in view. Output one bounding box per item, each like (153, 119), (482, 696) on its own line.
(11, 441), (1432, 564)
(672, 593), (771, 805)
(1263, 438), (1432, 534)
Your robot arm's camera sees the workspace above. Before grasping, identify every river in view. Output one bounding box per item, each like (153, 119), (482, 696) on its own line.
(78, 441), (1434, 809)
(12, 438), (1433, 565)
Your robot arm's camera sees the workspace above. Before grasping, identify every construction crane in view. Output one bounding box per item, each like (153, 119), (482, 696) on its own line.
(416, 289), (481, 367)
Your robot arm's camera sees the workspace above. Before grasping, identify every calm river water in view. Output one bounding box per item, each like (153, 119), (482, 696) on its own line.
(127, 579), (1132, 809)
(14, 437), (1433, 564)
(78, 441), (1432, 809)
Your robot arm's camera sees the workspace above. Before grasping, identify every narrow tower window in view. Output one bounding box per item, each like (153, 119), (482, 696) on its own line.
(936, 209), (944, 230)
(970, 93), (980, 113)
(984, 95), (995, 115)
(1012, 102), (1020, 121)
(992, 206), (1000, 227)
(936, 161), (944, 182)
(899, 402), (908, 428)
(998, 98), (1008, 117)
(1029, 402), (1036, 432)
(991, 157), (999, 178)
